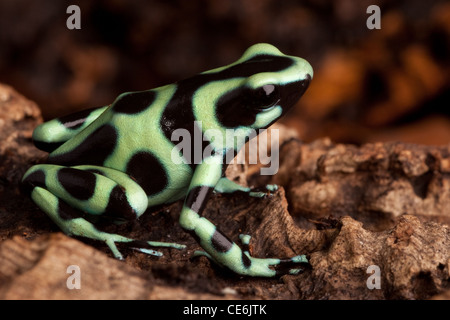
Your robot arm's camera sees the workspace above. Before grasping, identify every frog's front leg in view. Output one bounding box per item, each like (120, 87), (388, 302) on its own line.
(22, 164), (185, 259)
(180, 156), (308, 277)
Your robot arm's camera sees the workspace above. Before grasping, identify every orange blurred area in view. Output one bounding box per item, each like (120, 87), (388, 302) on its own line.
(0, 0), (449, 145)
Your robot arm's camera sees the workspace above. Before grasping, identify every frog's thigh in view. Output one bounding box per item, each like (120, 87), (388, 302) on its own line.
(22, 164), (148, 220)
(23, 165), (185, 259)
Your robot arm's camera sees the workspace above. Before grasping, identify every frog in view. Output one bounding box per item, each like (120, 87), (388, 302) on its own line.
(22, 43), (313, 277)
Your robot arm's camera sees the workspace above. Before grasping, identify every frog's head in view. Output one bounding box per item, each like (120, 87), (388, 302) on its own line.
(204, 43), (313, 131)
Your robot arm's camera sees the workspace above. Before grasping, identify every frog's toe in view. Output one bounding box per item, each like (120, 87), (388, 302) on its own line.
(133, 248), (163, 257)
(125, 239), (186, 257)
(272, 255), (310, 276)
(248, 184), (279, 198)
(104, 237), (127, 260)
(248, 188), (272, 198)
(242, 254), (309, 277)
(146, 241), (186, 250)
(248, 191), (267, 198)
(237, 234), (309, 276)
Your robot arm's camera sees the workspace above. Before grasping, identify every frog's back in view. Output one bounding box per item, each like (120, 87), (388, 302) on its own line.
(47, 87), (170, 166)
(46, 85), (191, 202)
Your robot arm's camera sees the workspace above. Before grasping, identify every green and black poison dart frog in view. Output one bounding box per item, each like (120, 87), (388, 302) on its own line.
(22, 43), (313, 277)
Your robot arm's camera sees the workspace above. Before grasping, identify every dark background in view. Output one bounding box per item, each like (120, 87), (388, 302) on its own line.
(0, 0), (449, 145)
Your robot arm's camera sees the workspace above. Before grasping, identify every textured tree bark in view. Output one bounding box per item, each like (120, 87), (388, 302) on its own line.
(0, 83), (449, 299)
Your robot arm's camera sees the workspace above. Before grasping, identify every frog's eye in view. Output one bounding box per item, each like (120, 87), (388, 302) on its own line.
(250, 84), (280, 110)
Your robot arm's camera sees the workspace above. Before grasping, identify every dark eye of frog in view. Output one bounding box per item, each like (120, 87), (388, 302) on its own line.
(215, 83), (281, 127)
(248, 84), (280, 111)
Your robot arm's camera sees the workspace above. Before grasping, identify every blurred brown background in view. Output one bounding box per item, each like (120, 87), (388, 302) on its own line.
(0, 0), (449, 145)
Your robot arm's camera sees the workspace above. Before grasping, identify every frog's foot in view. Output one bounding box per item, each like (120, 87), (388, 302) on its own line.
(238, 234), (309, 276)
(129, 240), (186, 256)
(192, 228), (308, 277)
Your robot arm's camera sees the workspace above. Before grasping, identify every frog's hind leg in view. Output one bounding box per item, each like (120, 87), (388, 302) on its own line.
(29, 186), (144, 259)
(33, 106), (108, 152)
(22, 164), (185, 259)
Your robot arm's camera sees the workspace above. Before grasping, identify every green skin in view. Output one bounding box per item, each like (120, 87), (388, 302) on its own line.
(22, 43), (313, 277)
